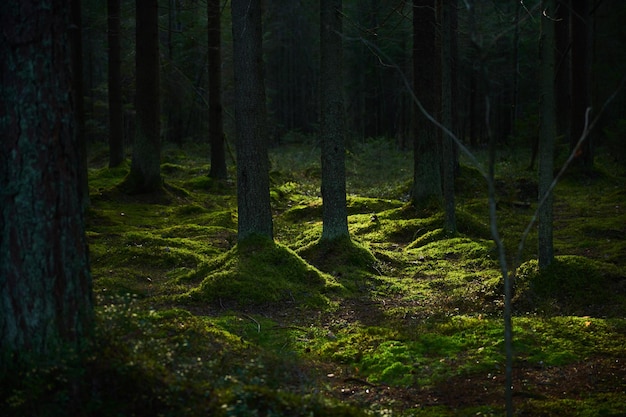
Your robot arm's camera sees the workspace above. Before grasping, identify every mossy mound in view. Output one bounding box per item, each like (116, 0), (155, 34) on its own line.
(514, 255), (626, 316)
(296, 236), (378, 291)
(181, 236), (342, 309)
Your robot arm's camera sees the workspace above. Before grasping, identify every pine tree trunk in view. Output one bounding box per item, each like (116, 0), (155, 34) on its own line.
(570, 0), (593, 171)
(412, 0), (442, 208)
(126, 0), (161, 193)
(538, 0), (556, 269)
(108, 0), (124, 167)
(231, 0), (273, 241)
(208, 0), (227, 179)
(440, 0), (457, 235)
(320, 0), (349, 241)
(1, 0), (93, 362)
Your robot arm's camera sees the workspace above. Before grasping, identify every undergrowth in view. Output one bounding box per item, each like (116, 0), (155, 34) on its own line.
(3, 140), (624, 417)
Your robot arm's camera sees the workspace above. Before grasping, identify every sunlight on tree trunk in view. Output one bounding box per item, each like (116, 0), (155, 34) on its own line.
(320, 0), (349, 241)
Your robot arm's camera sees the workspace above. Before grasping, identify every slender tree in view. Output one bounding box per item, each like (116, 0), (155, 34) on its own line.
(538, 0), (556, 269)
(208, 0), (227, 179)
(320, 0), (349, 241)
(1, 0), (93, 362)
(439, 0), (457, 235)
(124, 0), (161, 193)
(108, 0), (124, 167)
(412, 0), (442, 208)
(570, 0), (593, 171)
(231, 0), (273, 241)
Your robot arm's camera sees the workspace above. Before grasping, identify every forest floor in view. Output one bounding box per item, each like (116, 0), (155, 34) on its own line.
(78, 139), (626, 416)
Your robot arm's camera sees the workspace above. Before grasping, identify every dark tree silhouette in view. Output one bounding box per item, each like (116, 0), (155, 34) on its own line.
(439, 0), (457, 235)
(208, 0), (227, 179)
(124, 0), (161, 193)
(412, 0), (442, 208)
(108, 0), (124, 168)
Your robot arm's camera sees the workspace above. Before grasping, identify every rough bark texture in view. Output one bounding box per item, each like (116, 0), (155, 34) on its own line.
(0, 0), (93, 361)
(108, 0), (124, 167)
(231, 0), (273, 241)
(320, 0), (349, 241)
(208, 0), (227, 179)
(412, 0), (442, 208)
(538, 0), (556, 269)
(126, 0), (161, 193)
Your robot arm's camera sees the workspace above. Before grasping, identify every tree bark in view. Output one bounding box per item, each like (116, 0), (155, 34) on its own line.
(71, 0), (89, 209)
(0, 0), (93, 362)
(570, 0), (593, 171)
(231, 0), (273, 241)
(440, 0), (457, 235)
(125, 0), (161, 193)
(412, 0), (442, 208)
(538, 0), (556, 269)
(108, 0), (124, 167)
(208, 0), (227, 179)
(320, 0), (349, 241)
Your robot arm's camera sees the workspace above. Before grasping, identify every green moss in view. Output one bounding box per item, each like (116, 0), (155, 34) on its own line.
(181, 236), (342, 308)
(296, 236), (378, 291)
(514, 256), (626, 316)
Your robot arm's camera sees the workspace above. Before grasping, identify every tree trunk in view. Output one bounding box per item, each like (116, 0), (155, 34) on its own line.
(412, 0), (442, 208)
(71, 0), (89, 210)
(125, 0), (161, 193)
(108, 0), (124, 167)
(538, 0), (556, 269)
(440, 0), (457, 235)
(208, 0), (227, 179)
(320, 0), (349, 241)
(231, 0), (273, 241)
(0, 0), (93, 362)
(570, 0), (593, 171)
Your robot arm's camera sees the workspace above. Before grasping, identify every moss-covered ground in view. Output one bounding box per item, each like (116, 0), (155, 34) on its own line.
(5, 140), (625, 416)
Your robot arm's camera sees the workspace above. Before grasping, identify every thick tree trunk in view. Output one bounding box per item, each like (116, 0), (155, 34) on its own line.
(108, 0), (124, 167)
(412, 0), (442, 208)
(125, 0), (161, 193)
(538, 0), (556, 269)
(320, 0), (349, 241)
(231, 0), (273, 241)
(208, 0), (227, 179)
(0, 0), (93, 361)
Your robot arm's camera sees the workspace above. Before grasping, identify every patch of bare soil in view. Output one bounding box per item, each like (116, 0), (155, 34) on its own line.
(321, 357), (626, 414)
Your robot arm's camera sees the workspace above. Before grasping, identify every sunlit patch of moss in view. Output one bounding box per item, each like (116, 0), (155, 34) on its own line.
(312, 315), (625, 389)
(180, 235), (342, 308)
(514, 255), (626, 316)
